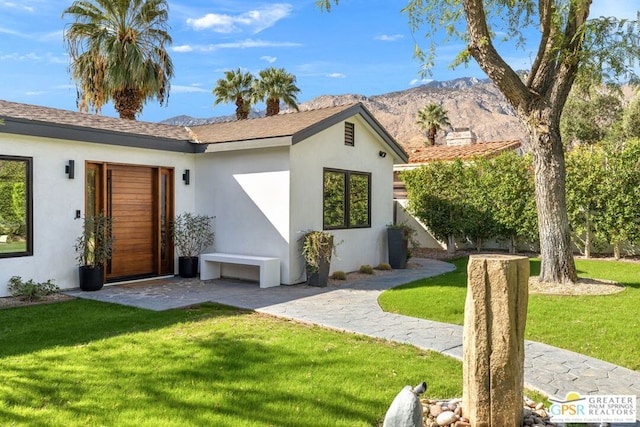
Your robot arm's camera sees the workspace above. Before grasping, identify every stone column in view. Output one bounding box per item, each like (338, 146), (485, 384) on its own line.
(463, 255), (529, 427)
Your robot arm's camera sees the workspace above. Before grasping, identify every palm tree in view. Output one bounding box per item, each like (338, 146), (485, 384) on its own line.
(212, 69), (256, 120)
(63, 0), (174, 120)
(254, 67), (300, 116)
(416, 104), (451, 146)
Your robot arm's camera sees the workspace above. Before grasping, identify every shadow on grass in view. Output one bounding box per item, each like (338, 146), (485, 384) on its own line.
(0, 299), (248, 358)
(0, 299), (461, 426)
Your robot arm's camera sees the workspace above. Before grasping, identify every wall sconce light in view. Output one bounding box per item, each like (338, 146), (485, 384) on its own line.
(378, 151), (387, 158)
(182, 169), (190, 185)
(65, 160), (75, 179)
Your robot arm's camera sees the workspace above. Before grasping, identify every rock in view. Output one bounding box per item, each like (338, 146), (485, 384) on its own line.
(382, 383), (427, 427)
(463, 255), (529, 426)
(430, 404), (444, 417)
(436, 411), (458, 426)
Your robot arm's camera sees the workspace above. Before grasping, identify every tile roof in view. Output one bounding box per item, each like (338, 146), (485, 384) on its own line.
(189, 103), (359, 144)
(0, 99), (192, 141)
(407, 140), (522, 163)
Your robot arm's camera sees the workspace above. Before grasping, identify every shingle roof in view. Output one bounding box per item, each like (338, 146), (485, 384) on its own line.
(0, 99), (192, 141)
(190, 103), (360, 144)
(0, 99), (408, 162)
(408, 140), (522, 163)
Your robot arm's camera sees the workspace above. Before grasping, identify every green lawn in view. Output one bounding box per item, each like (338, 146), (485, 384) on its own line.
(378, 257), (640, 371)
(0, 300), (462, 426)
(0, 241), (26, 253)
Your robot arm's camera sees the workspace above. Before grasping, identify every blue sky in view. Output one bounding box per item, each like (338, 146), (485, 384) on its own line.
(0, 1), (637, 122)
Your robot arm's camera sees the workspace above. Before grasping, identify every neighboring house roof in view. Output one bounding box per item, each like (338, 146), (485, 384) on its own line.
(407, 140), (522, 164)
(0, 99), (408, 162)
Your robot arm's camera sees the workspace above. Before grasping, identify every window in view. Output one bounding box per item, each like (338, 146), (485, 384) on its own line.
(344, 122), (355, 146)
(0, 155), (33, 257)
(323, 168), (371, 229)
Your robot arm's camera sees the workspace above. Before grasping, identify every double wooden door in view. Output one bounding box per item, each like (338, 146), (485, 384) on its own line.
(86, 162), (174, 281)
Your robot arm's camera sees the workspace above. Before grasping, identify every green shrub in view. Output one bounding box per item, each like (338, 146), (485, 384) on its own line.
(359, 265), (374, 274)
(376, 262), (392, 271)
(330, 270), (347, 280)
(8, 276), (59, 302)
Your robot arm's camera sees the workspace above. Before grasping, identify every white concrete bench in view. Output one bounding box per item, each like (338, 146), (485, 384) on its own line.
(200, 253), (280, 288)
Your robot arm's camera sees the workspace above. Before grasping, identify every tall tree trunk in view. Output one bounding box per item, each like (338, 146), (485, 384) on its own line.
(528, 115), (577, 284)
(427, 127), (436, 146)
(584, 211), (592, 258)
(266, 98), (280, 116)
(114, 88), (142, 120)
(508, 234), (516, 255)
(447, 234), (456, 255)
(235, 97), (249, 120)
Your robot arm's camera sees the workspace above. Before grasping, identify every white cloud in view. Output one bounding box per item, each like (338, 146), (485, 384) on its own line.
(409, 78), (433, 85)
(0, 51), (67, 64)
(186, 3), (293, 34)
(261, 55), (277, 63)
(26, 91), (46, 96)
(176, 39), (301, 52)
(2, 2), (34, 12)
(0, 26), (23, 36)
(374, 34), (404, 42)
(172, 45), (194, 53)
(0, 52), (42, 61)
(171, 85), (210, 94)
(325, 72), (346, 78)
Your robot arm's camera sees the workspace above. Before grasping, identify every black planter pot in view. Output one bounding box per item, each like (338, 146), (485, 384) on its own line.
(79, 265), (104, 291)
(306, 257), (331, 287)
(387, 228), (408, 269)
(178, 256), (199, 278)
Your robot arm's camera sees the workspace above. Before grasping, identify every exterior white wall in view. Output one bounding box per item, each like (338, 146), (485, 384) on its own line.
(290, 115), (395, 280)
(194, 147), (293, 283)
(0, 133), (195, 297)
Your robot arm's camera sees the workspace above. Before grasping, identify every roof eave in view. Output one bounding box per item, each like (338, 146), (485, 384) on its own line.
(0, 116), (201, 153)
(203, 136), (293, 153)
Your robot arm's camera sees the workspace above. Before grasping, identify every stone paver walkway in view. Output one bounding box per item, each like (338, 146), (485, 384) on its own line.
(65, 258), (640, 425)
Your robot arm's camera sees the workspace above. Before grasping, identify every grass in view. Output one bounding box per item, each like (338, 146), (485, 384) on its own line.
(0, 241), (26, 253)
(378, 257), (640, 371)
(0, 299), (463, 426)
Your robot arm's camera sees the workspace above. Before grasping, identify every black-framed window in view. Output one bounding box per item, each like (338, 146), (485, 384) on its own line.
(0, 155), (33, 258)
(323, 168), (371, 229)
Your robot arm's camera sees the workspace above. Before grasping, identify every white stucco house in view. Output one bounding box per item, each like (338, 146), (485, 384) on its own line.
(0, 100), (408, 297)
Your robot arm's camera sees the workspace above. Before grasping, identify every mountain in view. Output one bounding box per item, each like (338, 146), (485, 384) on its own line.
(161, 77), (530, 152)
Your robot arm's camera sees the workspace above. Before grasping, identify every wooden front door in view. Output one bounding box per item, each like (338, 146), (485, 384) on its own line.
(86, 162), (174, 281)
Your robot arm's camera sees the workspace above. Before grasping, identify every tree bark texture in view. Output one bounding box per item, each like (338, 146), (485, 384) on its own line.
(266, 98), (280, 116)
(114, 88), (143, 120)
(461, 0), (588, 284)
(528, 114), (578, 283)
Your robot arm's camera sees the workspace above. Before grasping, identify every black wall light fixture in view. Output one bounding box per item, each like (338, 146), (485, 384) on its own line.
(182, 169), (190, 185)
(378, 151), (387, 158)
(65, 160), (75, 179)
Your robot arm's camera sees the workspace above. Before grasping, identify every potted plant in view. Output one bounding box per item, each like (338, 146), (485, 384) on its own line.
(300, 230), (335, 287)
(75, 211), (115, 291)
(386, 222), (417, 269)
(171, 212), (215, 278)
